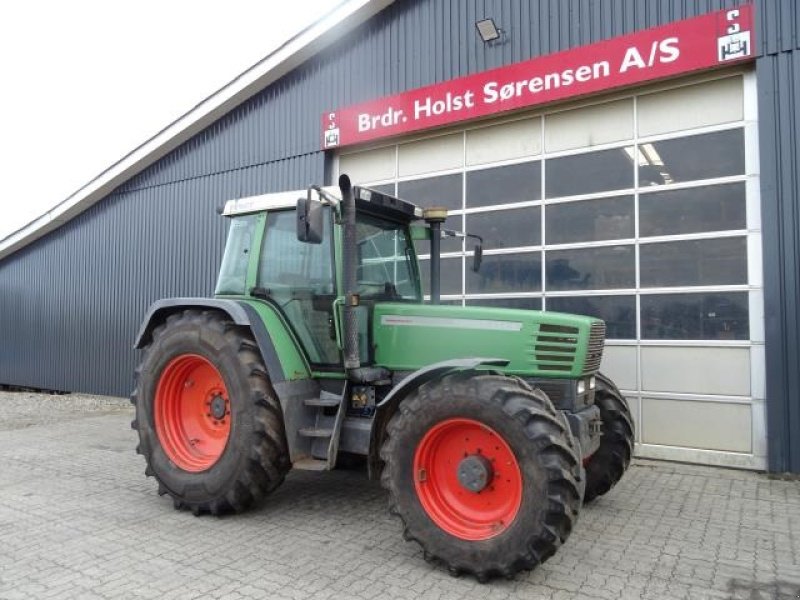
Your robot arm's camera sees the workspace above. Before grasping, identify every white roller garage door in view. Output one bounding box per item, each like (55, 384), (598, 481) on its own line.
(337, 71), (765, 470)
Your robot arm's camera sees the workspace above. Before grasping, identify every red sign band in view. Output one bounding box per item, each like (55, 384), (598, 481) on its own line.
(322, 5), (754, 150)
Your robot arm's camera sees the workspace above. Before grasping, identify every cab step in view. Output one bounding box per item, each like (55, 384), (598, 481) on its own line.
(298, 427), (334, 438)
(292, 457), (329, 471)
(304, 391), (341, 408)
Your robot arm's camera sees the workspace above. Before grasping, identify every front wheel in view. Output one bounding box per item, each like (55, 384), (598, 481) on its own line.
(583, 373), (634, 503)
(380, 374), (583, 581)
(132, 309), (290, 515)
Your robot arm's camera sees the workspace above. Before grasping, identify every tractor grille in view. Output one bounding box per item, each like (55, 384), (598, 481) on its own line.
(583, 321), (606, 374)
(533, 324), (579, 373)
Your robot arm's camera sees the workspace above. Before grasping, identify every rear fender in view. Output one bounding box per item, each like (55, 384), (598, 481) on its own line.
(367, 357), (509, 479)
(133, 297), (286, 383)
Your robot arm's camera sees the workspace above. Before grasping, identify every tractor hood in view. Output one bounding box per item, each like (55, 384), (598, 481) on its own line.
(372, 303), (605, 378)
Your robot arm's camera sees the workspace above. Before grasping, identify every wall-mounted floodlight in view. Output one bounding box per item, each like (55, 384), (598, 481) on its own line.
(475, 18), (502, 43)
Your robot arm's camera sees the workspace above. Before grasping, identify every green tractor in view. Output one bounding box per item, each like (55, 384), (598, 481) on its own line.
(132, 174), (634, 581)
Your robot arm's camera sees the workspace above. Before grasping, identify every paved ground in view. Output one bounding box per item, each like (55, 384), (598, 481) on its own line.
(0, 392), (798, 600)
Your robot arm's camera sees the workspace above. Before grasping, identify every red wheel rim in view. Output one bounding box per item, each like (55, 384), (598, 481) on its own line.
(413, 418), (523, 541)
(154, 354), (231, 472)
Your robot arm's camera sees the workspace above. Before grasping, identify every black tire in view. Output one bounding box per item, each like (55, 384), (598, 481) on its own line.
(380, 373), (583, 581)
(131, 309), (290, 515)
(583, 372), (634, 503)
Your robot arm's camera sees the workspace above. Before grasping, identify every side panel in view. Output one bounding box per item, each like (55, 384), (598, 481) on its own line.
(372, 302), (594, 377)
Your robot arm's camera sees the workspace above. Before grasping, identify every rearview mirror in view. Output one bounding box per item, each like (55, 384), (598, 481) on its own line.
(472, 243), (483, 272)
(296, 197), (324, 244)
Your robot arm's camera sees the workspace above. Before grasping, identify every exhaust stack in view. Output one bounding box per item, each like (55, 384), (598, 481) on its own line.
(339, 174), (360, 370)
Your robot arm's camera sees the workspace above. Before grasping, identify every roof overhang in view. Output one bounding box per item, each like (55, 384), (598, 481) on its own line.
(0, 0), (395, 262)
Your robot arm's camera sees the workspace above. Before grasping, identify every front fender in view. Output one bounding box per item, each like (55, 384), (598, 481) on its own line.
(368, 357), (509, 479)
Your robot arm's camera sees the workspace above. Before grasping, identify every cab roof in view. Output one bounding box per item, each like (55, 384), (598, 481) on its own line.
(222, 185), (425, 223)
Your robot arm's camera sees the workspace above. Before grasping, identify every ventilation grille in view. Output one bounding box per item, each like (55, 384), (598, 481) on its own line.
(533, 324), (579, 373)
(584, 322), (606, 374)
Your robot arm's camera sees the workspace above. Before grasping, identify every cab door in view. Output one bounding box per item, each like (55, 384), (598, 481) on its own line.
(256, 208), (341, 366)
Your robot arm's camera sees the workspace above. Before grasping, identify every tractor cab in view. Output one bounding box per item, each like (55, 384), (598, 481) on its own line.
(215, 177), (477, 373)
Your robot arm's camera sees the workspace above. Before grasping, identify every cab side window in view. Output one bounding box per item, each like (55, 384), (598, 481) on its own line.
(258, 209), (339, 364)
(215, 215), (257, 295)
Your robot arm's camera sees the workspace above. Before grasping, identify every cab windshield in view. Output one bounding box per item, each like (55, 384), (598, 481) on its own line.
(356, 214), (420, 301)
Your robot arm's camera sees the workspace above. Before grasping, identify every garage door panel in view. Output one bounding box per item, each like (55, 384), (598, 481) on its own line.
(637, 76), (743, 137)
(599, 345), (637, 390)
(642, 397), (751, 453)
(398, 133), (463, 176)
(545, 99), (633, 152)
(640, 346), (750, 396)
(466, 118), (541, 166)
(339, 146), (396, 182)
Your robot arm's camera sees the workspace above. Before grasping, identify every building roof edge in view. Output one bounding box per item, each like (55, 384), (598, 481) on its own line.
(0, 0), (394, 261)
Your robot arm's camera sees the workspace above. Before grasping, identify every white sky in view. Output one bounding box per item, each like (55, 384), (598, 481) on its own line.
(0, 0), (339, 240)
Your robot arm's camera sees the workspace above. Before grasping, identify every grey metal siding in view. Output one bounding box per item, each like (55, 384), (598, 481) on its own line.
(0, 154), (323, 395)
(757, 43), (800, 473)
(0, 0), (798, 474)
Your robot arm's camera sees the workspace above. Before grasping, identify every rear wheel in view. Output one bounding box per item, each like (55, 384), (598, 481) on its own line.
(132, 309), (290, 515)
(583, 373), (634, 503)
(380, 374), (583, 581)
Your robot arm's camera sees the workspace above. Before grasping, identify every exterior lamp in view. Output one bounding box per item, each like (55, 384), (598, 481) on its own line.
(475, 18), (502, 43)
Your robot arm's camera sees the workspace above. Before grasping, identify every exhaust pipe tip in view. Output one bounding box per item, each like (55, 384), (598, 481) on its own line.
(338, 174), (351, 194)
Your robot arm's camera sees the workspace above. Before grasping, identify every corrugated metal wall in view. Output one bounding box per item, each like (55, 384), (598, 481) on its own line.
(0, 154), (323, 395)
(0, 0), (798, 471)
(755, 0), (800, 472)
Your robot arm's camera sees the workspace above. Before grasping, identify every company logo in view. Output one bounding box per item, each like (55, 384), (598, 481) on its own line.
(717, 9), (752, 62)
(324, 112), (340, 148)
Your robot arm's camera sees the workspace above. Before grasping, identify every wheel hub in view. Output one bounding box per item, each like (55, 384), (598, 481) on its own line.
(154, 354), (232, 472)
(209, 394), (227, 420)
(456, 454), (494, 493)
(413, 418), (523, 541)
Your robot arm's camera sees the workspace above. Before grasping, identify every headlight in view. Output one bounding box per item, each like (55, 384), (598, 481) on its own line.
(577, 380), (586, 395)
(589, 376), (596, 390)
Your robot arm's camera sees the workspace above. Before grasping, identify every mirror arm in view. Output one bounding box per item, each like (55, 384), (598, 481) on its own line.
(309, 185), (340, 207)
(440, 229), (484, 245)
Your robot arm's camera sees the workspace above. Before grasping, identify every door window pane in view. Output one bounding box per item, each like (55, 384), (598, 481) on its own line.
(466, 161), (541, 208)
(546, 295), (636, 339)
(257, 210), (339, 364)
(466, 252), (542, 293)
(638, 129), (744, 186)
(545, 147), (633, 198)
(641, 292), (749, 340)
(640, 238), (747, 287)
(546, 245), (635, 291)
(356, 214), (419, 300)
(546, 196), (634, 244)
(398, 174), (462, 210)
(466, 297), (542, 310)
(640, 183), (746, 237)
(466, 207), (541, 249)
